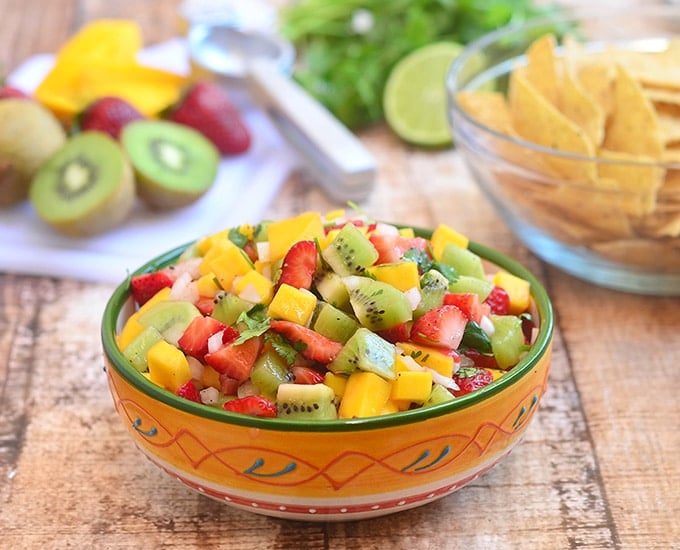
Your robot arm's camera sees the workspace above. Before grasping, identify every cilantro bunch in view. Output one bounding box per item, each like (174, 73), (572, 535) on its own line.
(279, 0), (563, 129)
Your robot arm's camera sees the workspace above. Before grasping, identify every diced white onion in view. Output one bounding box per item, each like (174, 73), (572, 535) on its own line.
(256, 241), (270, 263)
(404, 287), (421, 311)
(207, 330), (225, 354)
(428, 369), (460, 391)
(374, 222), (400, 236)
(170, 257), (202, 280)
(200, 386), (220, 405)
(169, 272), (199, 303)
(186, 356), (204, 380)
(237, 380), (258, 398)
(238, 284), (262, 304)
(480, 314), (495, 336)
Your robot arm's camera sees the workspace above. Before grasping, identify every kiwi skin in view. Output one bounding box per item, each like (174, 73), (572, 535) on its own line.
(0, 99), (67, 207)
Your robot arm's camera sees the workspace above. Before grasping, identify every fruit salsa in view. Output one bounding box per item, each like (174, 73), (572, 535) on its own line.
(117, 210), (538, 420)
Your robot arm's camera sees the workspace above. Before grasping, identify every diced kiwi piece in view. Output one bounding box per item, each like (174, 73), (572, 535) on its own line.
(137, 300), (202, 346)
(489, 314), (525, 369)
(276, 383), (338, 420)
(250, 350), (293, 399)
(311, 301), (359, 344)
(122, 326), (163, 372)
(322, 222), (379, 276)
(121, 119), (219, 209)
(212, 291), (252, 326)
(440, 244), (485, 279)
(414, 269), (449, 319)
(448, 275), (494, 302)
(344, 275), (412, 331)
(0, 99), (67, 207)
(315, 271), (352, 311)
(424, 383), (455, 407)
(328, 327), (396, 380)
(29, 132), (134, 236)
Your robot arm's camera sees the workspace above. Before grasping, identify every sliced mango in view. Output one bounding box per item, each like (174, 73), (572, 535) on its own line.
(493, 270), (531, 315)
(390, 370), (433, 403)
(430, 223), (469, 260)
(367, 261), (420, 292)
(267, 211), (325, 261)
(396, 342), (455, 378)
(147, 339), (192, 392)
(233, 270), (274, 305)
(338, 371), (392, 419)
(268, 284), (317, 325)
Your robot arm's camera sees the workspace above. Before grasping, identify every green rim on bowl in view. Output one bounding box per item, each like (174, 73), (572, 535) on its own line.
(101, 227), (553, 432)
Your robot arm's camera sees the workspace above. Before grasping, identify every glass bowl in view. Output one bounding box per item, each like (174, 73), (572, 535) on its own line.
(447, 6), (680, 295)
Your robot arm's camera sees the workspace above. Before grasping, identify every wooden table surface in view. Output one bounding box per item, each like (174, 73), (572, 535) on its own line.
(1, 1), (678, 549)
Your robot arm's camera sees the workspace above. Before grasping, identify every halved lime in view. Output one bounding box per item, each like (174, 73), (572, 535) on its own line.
(383, 42), (463, 147)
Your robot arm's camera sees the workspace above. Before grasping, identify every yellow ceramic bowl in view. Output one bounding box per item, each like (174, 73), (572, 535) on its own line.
(101, 229), (553, 521)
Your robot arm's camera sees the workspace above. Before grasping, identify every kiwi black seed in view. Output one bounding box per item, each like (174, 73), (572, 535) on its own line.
(121, 119), (219, 209)
(29, 132), (134, 236)
(275, 383), (337, 420)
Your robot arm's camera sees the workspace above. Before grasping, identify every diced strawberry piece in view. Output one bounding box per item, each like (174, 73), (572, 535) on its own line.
(451, 367), (494, 397)
(521, 314), (536, 344)
(410, 304), (467, 350)
(176, 380), (201, 403)
(196, 296), (215, 316)
(169, 80), (250, 155)
(291, 365), (325, 384)
(484, 285), (510, 315)
(443, 292), (488, 323)
(219, 374), (241, 396)
(277, 240), (318, 290)
(369, 233), (429, 264)
(78, 96), (144, 139)
(130, 270), (174, 306)
(0, 85), (30, 100)
(178, 316), (237, 361)
(324, 220), (376, 234)
(269, 320), (343, 364)
(223, 395), (277, 417)
(204, 336), (263, 381)
(377, 322), (411, 344)
(462, 349), (499, 370)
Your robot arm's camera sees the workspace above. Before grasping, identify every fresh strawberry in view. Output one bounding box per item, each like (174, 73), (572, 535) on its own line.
(195, 296), (215, 316)
(219, 374), (241, 396)
(204, 335), (262, 381)
(176, 380), (202, 403)
(223, 395), (277, 417)
(78, 96), (144, 139)
(443, 292), (488, 324)
(269, 320), (343, 364)
(462, 349), (499, 370)
(168, 81), (250, 155)
(277, 240), (318, 290)
(368, 233), (429, 264)
(521, 313), (536, 344)
(177, 316), (238, 362)
(377, 322), (411, 344)
(451, 366), (493, 397)
(410, 304), (467, 350)
(130, 270), (174, 306)
(291, 365), (325, 384)
(0, 85), (30, 100)
(484, 285), (510, 315)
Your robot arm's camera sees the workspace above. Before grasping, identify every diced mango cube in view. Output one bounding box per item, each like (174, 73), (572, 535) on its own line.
(233, 270), (274, 305)
(196, 228), (231, 256)
(196, 272), (220, 297)
(324, 208), (346, 221)
(205, 245), (253, 291)
(202, 364), (222, 389)
(397, 342), (455, 378)
(398, 227), (415, 238)
(381, 400), (401, 414)
(367, 261), (420, 292)
(430, 223), (469, 260)
(493, 270), (531, 315)
(339, 371), (392, 419)
(323, 371), (348, 398)
(147, 340), (192, 392)
(268, 284), (317, 325)
(267, 211), (325, 261)
(390, 370), (433, 403)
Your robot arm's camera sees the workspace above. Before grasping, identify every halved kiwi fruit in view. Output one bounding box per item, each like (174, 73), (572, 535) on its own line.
(121, 120), (219, 209)
(29, 131), (134, 236)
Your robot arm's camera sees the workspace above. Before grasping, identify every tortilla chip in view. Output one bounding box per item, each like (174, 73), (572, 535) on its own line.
(597, 149), (664, 216)
(522, 34), (560, 106)
(509, 71), (597, 182)
(456, 91), (512, 132)
(591, 238), (680, 270)
(603, 65), (664, 159)
(561, 67), (606, 146)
